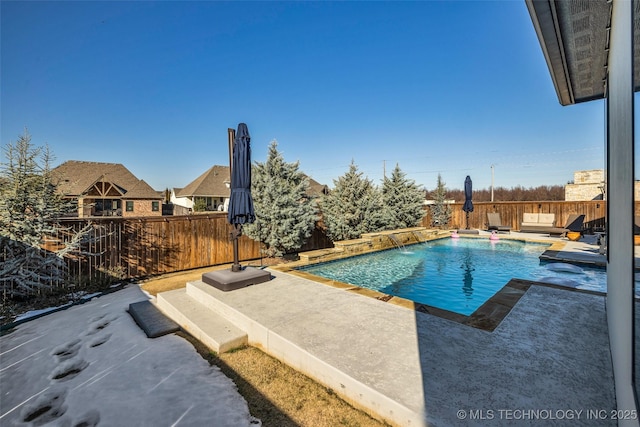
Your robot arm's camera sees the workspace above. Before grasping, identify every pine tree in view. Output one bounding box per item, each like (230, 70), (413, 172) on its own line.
(381, 164), (425, 230)
(430, 173), (451, 228)
(243, 141), (318, 257)
(321, 161), (385, 241)
(0, 130), (89, 297)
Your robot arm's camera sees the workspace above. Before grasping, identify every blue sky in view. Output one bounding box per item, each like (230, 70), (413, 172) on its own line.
(1, 1), (611, 192)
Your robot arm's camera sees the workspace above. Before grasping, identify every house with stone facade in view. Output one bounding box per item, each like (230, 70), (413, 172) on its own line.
(564, 169), (606, 201)
(52, 160), (163, 218)
(565, 169), (640, 201)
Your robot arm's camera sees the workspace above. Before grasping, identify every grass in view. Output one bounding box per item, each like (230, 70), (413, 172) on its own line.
(141, 267), (390, 427)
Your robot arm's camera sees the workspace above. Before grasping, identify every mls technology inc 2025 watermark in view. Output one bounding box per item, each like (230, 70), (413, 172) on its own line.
(456, 409), (637, 422)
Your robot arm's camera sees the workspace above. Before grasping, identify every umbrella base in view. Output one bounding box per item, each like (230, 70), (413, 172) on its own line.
(457, 229), (479, 235)
(202, 267), (272, 291)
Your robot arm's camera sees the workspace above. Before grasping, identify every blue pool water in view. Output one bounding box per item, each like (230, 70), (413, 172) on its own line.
(298, 238), (607, 316)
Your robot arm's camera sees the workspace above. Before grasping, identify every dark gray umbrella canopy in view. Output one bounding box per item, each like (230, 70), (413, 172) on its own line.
(227, 123), (255, 225)
(463, 175), (473, 213)
(463, 175), (473, 229)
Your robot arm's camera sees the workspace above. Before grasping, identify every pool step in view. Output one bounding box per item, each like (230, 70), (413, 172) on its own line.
(183, 281), (270, 345)
(158, 278), (424, 426)
(156, 288), (247, 354)
(182, 277), (423, 426)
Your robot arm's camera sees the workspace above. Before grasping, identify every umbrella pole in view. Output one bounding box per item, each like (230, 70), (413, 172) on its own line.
(466, 212), (470, 230)
(228, 127), (242, 272)
(232, 224), (242, 272)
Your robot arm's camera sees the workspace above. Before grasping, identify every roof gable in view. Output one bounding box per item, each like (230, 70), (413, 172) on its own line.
(84, 176), (126, 197)
(124, 179), (163, 199)
(177, 165), (230, 197)
(52, 161), (154, 197)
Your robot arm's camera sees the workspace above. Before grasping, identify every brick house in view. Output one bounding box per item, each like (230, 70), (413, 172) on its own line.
(52, 160), (163, 218)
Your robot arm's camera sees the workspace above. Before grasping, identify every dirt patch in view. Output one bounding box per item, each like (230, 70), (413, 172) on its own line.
(138, 266), (217, 296)
(180, 333), (389, 427)
(1, 281), (126, 327)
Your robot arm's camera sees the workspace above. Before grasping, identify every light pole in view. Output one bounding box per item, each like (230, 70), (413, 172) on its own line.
(491, 164), (495, 202)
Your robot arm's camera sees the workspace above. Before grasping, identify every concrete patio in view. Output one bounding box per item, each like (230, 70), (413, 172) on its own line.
(158, 233), (620, 426)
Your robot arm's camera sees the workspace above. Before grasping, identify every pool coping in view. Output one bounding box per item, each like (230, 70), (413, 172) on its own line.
(272, 235), (606, 332)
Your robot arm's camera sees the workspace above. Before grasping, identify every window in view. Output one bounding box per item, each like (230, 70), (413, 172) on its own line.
(152, 201), (159, 212)
(126, 201), (133, 212)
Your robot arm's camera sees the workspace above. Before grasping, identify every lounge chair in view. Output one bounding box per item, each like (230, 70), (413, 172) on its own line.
(548, 214), (585, 237)
(487, 213), (511, 234)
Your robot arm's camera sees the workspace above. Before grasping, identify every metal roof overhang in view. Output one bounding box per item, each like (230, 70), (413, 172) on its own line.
(526, 0), (640, 106)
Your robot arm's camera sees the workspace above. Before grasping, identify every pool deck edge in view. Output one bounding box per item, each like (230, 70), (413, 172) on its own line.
(274, 233), (610, 332)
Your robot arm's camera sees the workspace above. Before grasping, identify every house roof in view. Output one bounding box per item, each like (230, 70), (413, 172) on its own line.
(526, 0), (640, 106)
(176, 165), (328, 198)
(125, 179), (164, 199)
(306, 177), (329, 197)
(176, 165), (230, 198)
(52, 160), (162, 200)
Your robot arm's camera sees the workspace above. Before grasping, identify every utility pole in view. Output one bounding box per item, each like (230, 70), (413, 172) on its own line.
(491, 164), (495, 202)
(383, 160), (386, 180)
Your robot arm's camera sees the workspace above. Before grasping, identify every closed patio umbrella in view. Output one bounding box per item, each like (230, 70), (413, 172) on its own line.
(200, 123), (270, 290)
(462, 175), (473, 230)
(228, 123), (255, 272)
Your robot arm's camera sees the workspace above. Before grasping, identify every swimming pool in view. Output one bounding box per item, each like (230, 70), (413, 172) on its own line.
(297, 237), (607, 316)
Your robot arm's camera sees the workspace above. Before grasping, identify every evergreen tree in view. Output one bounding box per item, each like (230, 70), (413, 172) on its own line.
(321, 161), (385, 241)
(429, 173), (451, 227)
(381, 164), (425, 230)
(193, 198), (207, 212)
(0, 130), (89, 297)
(243, 141), (318, 257)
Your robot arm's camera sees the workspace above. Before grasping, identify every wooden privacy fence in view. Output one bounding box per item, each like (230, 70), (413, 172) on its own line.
(5, 200), (634, 293)
(422, 200), (626, 231)
(54, 213), (333, 283)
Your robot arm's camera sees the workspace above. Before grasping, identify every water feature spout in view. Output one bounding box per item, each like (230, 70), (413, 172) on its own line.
(387, 234), (406, 251)
(411, 231), (424, 244)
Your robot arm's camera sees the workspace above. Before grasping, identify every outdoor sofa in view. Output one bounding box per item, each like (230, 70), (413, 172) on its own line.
(520, 213), (585, 237)
(520, 213), (556, 233)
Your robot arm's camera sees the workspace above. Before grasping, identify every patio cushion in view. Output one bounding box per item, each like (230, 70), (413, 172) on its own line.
(538, 213), (555, 226)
